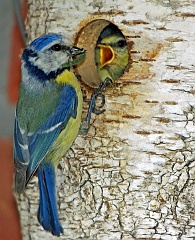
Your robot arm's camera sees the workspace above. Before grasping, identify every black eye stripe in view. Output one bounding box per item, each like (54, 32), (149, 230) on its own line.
(51, 44), (62, 51)
(51, 44), (71, 52)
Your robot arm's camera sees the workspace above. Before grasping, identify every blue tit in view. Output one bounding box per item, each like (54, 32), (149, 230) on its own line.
(14, 33), (85, 236)
(83, 25), (129, 129)
(95, 23), (129, 82)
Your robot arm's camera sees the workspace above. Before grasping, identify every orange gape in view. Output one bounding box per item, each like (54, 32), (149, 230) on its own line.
(99, 44), (115, 68)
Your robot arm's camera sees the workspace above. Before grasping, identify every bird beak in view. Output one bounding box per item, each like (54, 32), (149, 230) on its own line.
(97, 44), (115, 68)
(69, 46), (86, 57)
(61, 46), (86, 69)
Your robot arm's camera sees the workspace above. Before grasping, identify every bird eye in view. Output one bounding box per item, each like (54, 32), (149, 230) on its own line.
(51, 44), (62, 51)
(117, 40), (126, 48)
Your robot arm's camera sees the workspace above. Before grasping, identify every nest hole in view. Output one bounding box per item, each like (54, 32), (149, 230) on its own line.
(75, 19), (129, 88)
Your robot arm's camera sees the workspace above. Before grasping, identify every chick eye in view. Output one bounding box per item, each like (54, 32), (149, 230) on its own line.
(51, 44), (62, 51)
(117, 40), (126, 48)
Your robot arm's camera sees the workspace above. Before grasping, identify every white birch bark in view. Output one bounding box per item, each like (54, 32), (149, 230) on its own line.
(17, 0), (195, 239)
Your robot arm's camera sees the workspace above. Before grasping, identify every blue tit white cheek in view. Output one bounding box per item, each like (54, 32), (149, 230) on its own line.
(28, 49), (70, 75)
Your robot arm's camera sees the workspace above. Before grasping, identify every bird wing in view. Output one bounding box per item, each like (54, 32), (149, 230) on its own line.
(14, 84), (78, 192)
(14, 115), (31, 193)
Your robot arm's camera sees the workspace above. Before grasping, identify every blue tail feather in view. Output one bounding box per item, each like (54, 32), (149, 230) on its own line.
(37, 163), (63, 236)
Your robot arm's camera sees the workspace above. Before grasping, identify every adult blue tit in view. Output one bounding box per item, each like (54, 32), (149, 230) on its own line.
(14, 33), (85, 236)
(95, 23), (129, 82)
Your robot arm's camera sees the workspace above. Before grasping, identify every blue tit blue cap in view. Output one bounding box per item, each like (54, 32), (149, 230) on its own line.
(29, 33), (63, 52)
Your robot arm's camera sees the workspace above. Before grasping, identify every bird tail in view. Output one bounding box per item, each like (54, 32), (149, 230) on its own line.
(37, 162), (63, 236)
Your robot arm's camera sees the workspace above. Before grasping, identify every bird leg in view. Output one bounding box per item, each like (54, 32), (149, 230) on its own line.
(80, 77), (112, 135)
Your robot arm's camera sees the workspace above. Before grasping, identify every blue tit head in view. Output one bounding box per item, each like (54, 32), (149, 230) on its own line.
(96, 24), (129, 81)
(96, 24), (128, 68)
(98, 35), (127, 68)
(22, 33), (85, 81)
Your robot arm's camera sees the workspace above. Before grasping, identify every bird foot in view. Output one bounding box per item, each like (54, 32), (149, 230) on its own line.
(80, 77), (112, 135)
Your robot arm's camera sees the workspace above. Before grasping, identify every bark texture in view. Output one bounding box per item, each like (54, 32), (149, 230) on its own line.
(17, 0), (195, 239)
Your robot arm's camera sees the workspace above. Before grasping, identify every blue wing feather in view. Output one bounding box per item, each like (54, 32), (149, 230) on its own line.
(26, 84), (78, 182)
(14, 117), (30, 165)
(14, 84), (78, 192)
(14, 116), (31, 193)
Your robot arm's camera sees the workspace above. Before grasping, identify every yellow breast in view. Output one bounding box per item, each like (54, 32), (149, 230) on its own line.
(46, 69), (83, 165)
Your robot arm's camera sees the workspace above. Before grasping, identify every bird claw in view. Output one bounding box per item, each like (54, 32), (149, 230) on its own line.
(91, 93), (105, 115)
(79, 92), (106, 135)
(81, 77), (112, 134)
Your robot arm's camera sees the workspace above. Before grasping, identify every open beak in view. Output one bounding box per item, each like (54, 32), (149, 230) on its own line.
(97, 44), (115, 68)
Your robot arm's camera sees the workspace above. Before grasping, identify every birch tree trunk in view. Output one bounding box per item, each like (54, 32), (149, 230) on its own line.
(17, 0), (195, 239)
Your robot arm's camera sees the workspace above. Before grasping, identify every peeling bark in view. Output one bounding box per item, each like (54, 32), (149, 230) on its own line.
(17, 0), (195, 239)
